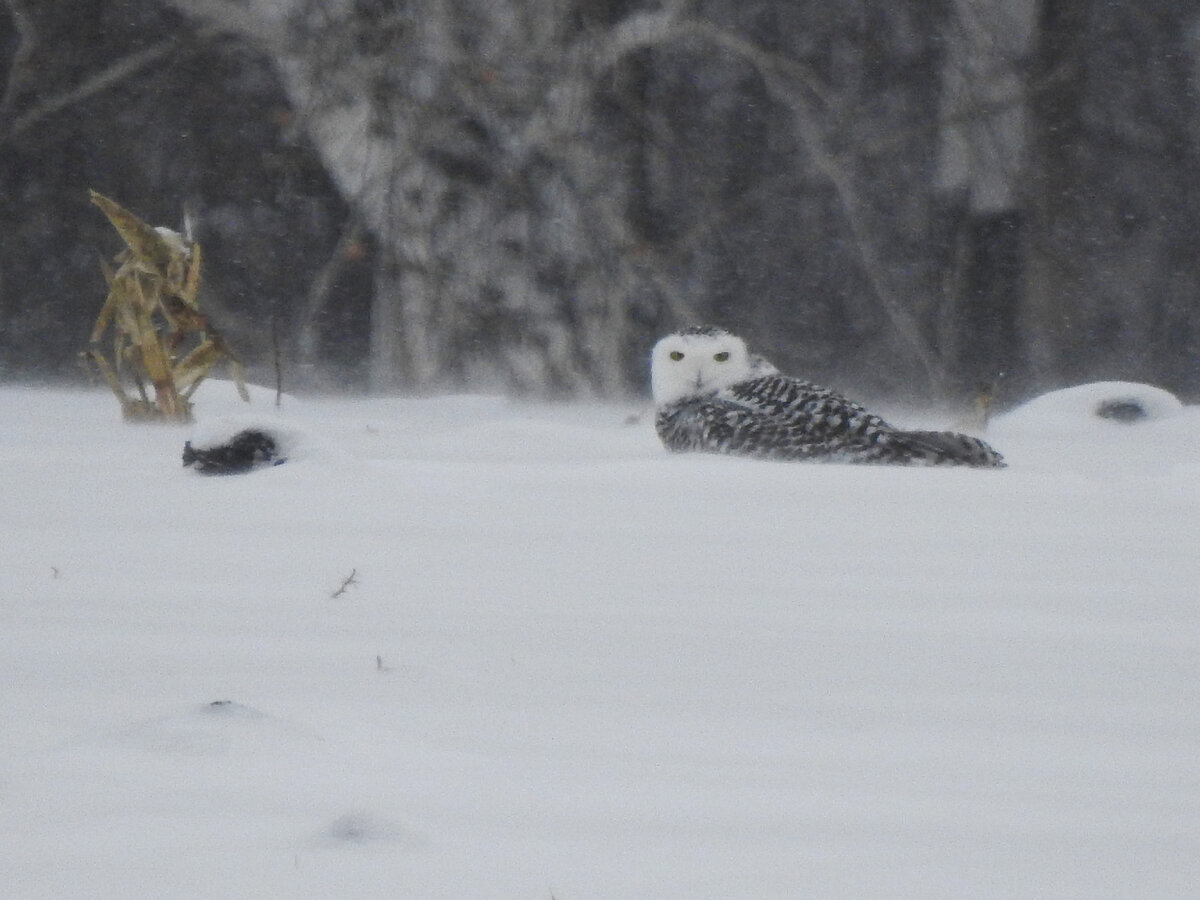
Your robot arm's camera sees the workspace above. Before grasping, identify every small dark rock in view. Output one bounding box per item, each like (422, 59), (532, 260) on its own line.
(183, 429), (285, 475)
(1094, 398), (1148, 423)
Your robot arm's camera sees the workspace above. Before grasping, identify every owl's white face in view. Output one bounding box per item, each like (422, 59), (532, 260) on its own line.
(651, 327), (758, 404)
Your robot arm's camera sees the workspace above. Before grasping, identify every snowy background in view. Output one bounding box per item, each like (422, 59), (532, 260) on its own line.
(3, 380), (1200, 898)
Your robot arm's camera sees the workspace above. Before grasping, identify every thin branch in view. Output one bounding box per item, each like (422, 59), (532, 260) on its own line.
(573, 10), (944, 393)
(673, 19), (945, 394)
(294, 215), (365, 365)
(856, 59), (1077, 161)
(0, 29), (218, 144)
(272, 297), (284, 408)
(157, 0), (279, 48)
(589, 8), (833, 110)
(0, 0), (37, 119)
(677, 19), (835, 111)
(330, 568), (358, 599)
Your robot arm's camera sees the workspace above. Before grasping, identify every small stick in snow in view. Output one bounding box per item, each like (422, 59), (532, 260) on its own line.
(331, 568), (359, 599)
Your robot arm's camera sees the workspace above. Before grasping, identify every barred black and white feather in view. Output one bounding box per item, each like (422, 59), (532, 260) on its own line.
(651, 326), (1004, 468)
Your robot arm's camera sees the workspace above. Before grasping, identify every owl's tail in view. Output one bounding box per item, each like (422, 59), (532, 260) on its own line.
(882, 429), (1006, 468)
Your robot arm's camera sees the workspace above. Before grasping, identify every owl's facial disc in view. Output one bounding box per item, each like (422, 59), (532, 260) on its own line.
(651, 327), (753, 405)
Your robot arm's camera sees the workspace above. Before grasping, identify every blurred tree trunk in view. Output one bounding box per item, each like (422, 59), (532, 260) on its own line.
(935, 0), (1200, 402)
(1023, 0), (1092, 391)
(1020, 0), (1200, 395)
(934, 0), (1035, 401)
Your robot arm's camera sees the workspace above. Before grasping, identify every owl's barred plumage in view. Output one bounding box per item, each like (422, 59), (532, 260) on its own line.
(651, 327), (1004, 468)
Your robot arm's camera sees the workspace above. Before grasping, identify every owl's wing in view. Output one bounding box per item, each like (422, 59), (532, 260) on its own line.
(655, 394), (811, 458)
(726, 375), (896, 445)
(656, 374), (1005, 467)
(655, 374), (894, 461)
(868, 429), (1006, 467)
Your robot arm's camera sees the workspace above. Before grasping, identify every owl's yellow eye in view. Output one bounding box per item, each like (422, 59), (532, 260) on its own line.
(713, 351), (730, 362)
(669, 351), (684, 361)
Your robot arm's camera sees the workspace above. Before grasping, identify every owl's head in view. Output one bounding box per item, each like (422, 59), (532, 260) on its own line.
(651, 326), (772, 404)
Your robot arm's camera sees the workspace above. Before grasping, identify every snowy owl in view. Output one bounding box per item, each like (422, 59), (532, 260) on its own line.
(651, 326), (1005, 467)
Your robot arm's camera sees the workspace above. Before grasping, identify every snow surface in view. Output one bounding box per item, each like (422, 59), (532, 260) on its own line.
(3, 380), (1200, 899)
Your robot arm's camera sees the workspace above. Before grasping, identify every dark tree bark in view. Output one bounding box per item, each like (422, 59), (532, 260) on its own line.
(1023, 0), (1093, 391)
(1020, 0), (1200, 398)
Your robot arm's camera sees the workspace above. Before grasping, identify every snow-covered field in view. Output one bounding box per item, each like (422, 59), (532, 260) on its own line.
(3, 379), (1200, 898)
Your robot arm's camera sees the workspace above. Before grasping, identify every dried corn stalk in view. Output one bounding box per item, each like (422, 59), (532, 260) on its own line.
(82, 190), (249, 422)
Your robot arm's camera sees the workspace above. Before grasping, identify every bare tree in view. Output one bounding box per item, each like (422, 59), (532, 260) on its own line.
(158, 0), (964, 398)
(160, 0), (677, 394)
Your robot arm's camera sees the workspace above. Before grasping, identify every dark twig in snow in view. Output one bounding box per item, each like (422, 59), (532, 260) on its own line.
(331, 569), (358, 599)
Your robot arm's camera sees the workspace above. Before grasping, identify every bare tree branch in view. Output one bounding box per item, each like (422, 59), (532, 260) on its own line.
(566, 10), (944, 392)
(330, 568), (358, 599)
(157, 0), (281, 49)
(0, 0), (37, 119)
(294, 215), (365, 366)
(0, 29), (218, 144)
(670, 18), (944, 393)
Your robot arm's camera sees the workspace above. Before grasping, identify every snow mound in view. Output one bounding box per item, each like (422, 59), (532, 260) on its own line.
(184, 385), (355, 469)
(989, 381), (1197, 476)
(999, 381), (1182, 427)
(189, 378), (298, 415)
